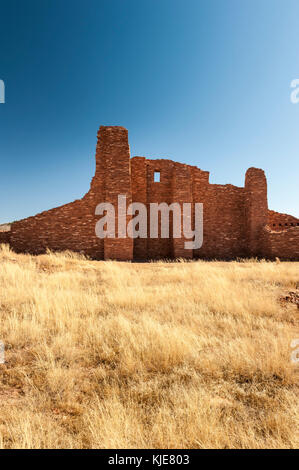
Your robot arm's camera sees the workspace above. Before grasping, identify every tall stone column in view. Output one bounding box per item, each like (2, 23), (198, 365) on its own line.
(245, 167), (268, 257)
(95, 126), (133, 261)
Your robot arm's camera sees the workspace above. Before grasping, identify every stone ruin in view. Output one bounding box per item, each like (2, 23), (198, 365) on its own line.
(0, 126), (298, 260)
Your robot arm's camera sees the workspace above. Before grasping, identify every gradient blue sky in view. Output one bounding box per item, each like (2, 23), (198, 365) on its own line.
(0, 0), (299, 223)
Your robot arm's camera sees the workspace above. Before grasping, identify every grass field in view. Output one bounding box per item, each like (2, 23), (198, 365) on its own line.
(0, 243), (298, 449)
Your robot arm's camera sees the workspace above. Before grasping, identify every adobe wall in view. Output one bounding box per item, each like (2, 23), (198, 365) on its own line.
(2, 125), (298, 261)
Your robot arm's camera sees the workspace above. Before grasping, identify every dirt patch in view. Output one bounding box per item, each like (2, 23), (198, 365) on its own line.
(280, 290), (299, 309)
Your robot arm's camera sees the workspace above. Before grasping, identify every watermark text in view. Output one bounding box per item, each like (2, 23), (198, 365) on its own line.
(95, 195), (203, 250)
(0, 80), (5, 103)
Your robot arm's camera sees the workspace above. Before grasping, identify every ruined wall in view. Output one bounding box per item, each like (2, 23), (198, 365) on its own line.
(130, 157), (148, 259)
(195, 183), (247, 259)
(130, 157), (247, 260)
(143, 159), (174, 259)
(131, 158), (196, 259)
(0, 230), (11, 245)
(2, 125), (298, 261)
(268, 210), (299, 231)
(261, 225), (299, 260)
(9, 127), (132, 260)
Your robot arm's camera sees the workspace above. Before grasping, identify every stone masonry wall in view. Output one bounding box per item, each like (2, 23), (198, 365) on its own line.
(245, 168), (268, 257)
(0, 231), (11, 245)
(260, 225), (299, 260)
(9, 127), (131, 260)
(268, 210), (299, 231)
(2, 125), (298, 261)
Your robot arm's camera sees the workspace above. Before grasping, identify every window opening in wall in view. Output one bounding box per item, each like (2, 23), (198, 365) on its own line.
(154, 171), (160, 182)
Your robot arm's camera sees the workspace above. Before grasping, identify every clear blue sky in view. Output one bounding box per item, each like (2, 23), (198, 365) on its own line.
(0, 0), (299, 223)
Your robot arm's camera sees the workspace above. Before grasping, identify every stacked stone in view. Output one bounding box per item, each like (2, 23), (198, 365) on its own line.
(268, 210), (299, 231)
(5, 126), (299, 261)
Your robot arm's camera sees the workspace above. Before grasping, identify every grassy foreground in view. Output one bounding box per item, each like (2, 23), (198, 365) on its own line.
(0, 244), (298, 449)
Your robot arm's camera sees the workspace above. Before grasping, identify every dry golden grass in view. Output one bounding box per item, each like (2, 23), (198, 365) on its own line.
(0, 243), (298, 449)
